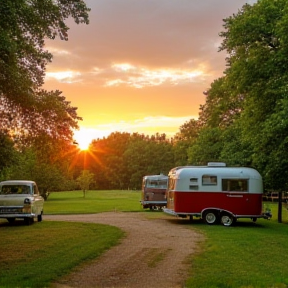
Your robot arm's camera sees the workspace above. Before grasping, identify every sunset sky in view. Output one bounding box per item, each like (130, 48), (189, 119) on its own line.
(43, 0), (256, 149)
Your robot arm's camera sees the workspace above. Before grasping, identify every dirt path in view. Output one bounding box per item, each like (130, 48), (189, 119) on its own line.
(45, 212), (204, 288)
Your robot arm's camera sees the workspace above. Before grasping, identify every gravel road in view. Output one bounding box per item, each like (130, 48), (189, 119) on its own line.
(46, 212), (204, 288)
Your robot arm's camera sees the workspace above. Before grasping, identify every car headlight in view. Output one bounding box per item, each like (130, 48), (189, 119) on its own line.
(24, 198), (31, 204)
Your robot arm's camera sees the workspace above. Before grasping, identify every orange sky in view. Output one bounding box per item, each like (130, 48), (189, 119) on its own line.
(43, 0), (256, 149)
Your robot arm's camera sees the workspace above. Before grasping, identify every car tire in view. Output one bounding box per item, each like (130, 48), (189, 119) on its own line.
(37, 213), (42, 222)
(7, 218), (15, 224)
(24, 217), (34, 225)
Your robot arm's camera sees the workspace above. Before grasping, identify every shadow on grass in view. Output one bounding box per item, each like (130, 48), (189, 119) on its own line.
(0, 219), (43, 227)
(164, 216), (269, 229)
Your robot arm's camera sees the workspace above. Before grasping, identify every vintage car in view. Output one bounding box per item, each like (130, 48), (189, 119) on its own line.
(0, 180), (44, 225)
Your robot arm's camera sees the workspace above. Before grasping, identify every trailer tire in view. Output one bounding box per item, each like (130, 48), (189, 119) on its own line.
(203, 210), (218, 225)
(220, 213), (234, 227)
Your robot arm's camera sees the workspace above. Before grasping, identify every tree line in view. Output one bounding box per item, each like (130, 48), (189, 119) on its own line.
(1, 0), (288, 197)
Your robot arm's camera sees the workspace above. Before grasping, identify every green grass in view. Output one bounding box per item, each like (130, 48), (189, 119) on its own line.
(185, 203), (288, 288)
(1, 190), (288, 288)
(0, 220), (124, 288)
(44, 190), (142, 214)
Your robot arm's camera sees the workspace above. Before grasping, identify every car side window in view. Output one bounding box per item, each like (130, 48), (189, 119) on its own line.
(33, 184), (39, 195)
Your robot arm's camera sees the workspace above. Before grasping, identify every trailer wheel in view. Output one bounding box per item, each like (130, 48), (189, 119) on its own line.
(203, 211), (218, 225)
(220, 213), (234, 227)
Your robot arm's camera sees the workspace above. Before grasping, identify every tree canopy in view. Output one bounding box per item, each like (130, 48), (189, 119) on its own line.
(191, 0), (288, 192)
(2, 0), (288, 195)
(0, 0), (90, 143)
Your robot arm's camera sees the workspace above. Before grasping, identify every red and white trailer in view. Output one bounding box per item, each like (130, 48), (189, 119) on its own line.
(163, 163), (272, 226)
(140, 174), (168, 210)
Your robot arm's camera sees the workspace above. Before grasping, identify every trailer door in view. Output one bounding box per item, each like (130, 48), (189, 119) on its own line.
(221, 179), (252, 215)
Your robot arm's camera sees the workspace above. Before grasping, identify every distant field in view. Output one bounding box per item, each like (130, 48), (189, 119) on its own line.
(44, 190), (143, 214)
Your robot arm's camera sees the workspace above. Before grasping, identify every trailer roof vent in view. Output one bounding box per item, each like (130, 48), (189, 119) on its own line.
(207, 162), (226, 167)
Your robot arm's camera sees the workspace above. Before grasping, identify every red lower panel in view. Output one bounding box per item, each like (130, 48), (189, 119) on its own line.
(172, 191), (262, 215)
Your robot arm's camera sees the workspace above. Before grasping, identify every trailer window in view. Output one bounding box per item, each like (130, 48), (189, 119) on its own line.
(202, 175), (217, 185)
(189, 185), (199, 190)
(147, 179), (167, 188)
(222, 179), (248, 192)
(190, 178), (198, 183)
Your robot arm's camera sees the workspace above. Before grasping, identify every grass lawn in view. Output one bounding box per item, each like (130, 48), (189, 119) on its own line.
(1, 190), (288, 288)
(185, 203), (288, 288)
(44, 190), (143, 214)
(0, 220), (124, 288)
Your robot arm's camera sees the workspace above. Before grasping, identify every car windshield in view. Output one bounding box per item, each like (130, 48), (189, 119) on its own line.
(0, 185), (31, 195)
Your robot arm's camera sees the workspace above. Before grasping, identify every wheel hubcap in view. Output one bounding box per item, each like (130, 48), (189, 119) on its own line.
(206, 213), (216, 223)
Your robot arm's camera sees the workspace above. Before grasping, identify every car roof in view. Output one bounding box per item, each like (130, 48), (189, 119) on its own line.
(0, 180), (36, 185)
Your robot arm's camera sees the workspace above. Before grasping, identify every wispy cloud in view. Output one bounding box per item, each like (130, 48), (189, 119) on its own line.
(45, 71), (82, 83)
(46, 62), (206, 88)
(105, 63), (205, 88)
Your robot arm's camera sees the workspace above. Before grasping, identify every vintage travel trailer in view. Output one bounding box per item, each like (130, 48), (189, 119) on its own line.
(163, 163), (272, 226)
(140, 174), (168, 210)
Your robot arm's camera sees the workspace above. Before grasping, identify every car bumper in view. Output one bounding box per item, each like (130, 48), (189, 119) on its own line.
(0, 213), (37, 218)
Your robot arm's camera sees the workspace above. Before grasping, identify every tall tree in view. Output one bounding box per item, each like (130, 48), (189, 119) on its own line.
(187, 127), (223, 165)
(218, 0), (288, 192)
(0, 132), (18, 180)
(0, 0), (90, 142)
(172, 119), (201, 166)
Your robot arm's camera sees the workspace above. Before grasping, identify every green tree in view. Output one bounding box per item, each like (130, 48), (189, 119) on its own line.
(0, 0), (90, 142)
(218, 0), (288, 192)
(88, 132), (132, 190)
(124, 135), (174, 189)
(0, 132), (18, 180)
(172, 119), (201, 166)
(199, 77), (243, 128)
(76, 170), (95, 198)
(8, 146), (75, 199)
(187, 127), (223, 165)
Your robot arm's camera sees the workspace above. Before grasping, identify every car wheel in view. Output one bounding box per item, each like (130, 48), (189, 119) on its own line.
(24, 217), (34, 225)
(221, 213), (234, 227)
(203, 211), (218, 225)
(7, 218), (15, 224)
(37, 213), (42, 222)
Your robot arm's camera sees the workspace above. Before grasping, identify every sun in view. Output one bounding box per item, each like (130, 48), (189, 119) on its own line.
(73, 128), (94, 151)
(73, 127), (110, 151)
(76, 138), (91, 151)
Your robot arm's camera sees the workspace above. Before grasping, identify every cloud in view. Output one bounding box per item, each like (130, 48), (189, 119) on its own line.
(44, 0), (254, 138)
(45, 71), (82, 83)
(45, 62), (208, 88)
(104, 63), (205, 88)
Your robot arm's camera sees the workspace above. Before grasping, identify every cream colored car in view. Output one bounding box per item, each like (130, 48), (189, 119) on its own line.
(0, 180), (44, 225)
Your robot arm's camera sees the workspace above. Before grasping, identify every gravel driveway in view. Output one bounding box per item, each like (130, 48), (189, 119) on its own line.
(46, 212), (204, 288)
